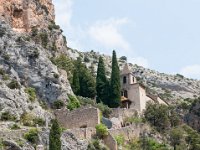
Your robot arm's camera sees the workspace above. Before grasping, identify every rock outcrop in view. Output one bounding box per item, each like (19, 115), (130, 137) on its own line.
(0, 0), (55, 32)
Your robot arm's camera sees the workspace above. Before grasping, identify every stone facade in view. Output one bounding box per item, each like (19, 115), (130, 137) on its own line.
(120, 64), (167, 112)
(55, 106), (101, 129)
(103, 132), (118, 150)
(68, 127), (96, 140)
(0, 0), (55, 32)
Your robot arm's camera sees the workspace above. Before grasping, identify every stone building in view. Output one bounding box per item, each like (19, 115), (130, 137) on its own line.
(120, 64), (166, 112)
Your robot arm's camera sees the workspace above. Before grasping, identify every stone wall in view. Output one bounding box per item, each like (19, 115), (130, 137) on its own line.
(68, 127), (96, 140)
(109, 123), (149, 141)
(103, 132), (118, 150)
(110, 108), (138, 125)
(55, 106), (101, 129)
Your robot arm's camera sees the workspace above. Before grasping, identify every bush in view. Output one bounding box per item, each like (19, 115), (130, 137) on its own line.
(20, 113), (35, 126)
(0, 68), (5, 75)
(88, 139), (109, 150)
(67, 94), (80, 111)
(10, 124), (21, 130)
(1, 112), (16, 121)
(25, 87), (36, 102)
(115, 135), (125, 146)
(7, 80), (20, 89)
(33, 118), (45, 126)
(48, 21), (60, 31)
(24, 128), (39, 144)
(119, 56), (127, 61)
(95, 124), (108, 139)
(39, 31), (48, 48)
(84, 56), (90, 62)
(124, 116), (144, 124)
(0, 27), (5, 37)
(3, 53), (10, 61)
(53, 100), (64, 109)
(31, 27), (38, 37)
(96, 103), (112, 118)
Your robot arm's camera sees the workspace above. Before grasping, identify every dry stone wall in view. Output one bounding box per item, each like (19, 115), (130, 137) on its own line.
(55, 106), (101, 129)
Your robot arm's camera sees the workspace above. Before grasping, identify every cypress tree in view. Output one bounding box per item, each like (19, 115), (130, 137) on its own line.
(49, 119), (61, 150)
(96, 56), (109, 105)
(72, 69), (80, 95)
(109, 50), (121, 108)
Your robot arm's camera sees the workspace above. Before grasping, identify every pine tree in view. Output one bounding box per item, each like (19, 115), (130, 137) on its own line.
(72, 69), (80, 95)
(73, 57), (96, 98)
(49, 119), (61, 150)
(109, 50), (121, 108)
(96, 56), (109, 105)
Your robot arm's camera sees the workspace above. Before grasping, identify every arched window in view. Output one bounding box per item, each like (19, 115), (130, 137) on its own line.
(121, 91), (124, 96)
(123, 76), (127, 84)
(124, 90), (128, 98)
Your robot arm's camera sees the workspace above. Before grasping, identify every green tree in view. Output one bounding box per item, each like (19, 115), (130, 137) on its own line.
(72, 69), (80, 95)
(74, 57), (96, 98)
(109, 50), (121, 108)
(49, 119), (61, 150)
(170, 127), (185, 150)
(96, 56), (109, 104)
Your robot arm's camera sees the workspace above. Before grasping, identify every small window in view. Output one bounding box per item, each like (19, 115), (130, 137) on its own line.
(133, 77), (135, 83)
(124, 90), (128, 98)
(121, 91), (124, 96)
(123, 76), (127, 84)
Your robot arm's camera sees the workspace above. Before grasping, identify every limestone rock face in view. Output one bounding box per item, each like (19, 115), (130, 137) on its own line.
(0, 19), (73, 117)
(0, 0), (55, 32)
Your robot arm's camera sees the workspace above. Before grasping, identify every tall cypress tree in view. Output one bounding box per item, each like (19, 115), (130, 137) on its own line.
(96, 56), (109, 104)
(109, 50), (121, 108)
(49, 119), (61, 150)
(72, 69), (80, 95)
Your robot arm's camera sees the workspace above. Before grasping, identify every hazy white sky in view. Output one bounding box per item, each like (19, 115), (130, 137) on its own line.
(52, 0), (200, 80)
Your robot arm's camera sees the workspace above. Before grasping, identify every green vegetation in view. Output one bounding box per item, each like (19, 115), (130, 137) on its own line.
(7, 80), (20, 89)
(0, 139), (5, 150)
(124, 116), (144, 124)
(51, 54), (73, 76)
(10, 124), (20, 130)
(109, 50), (121, 108)
(115, 134), (125, 146)
(87, 139), (109, 150)
(39, 31), (48, 48)
(20, 113), (45, 127)
(95, 124), (108, 139)
(96, 56), (109, 105)
(3, 53), (10, 61)
(0, 27), (6, 37)
(24, 128), (39, 144)
(72, 57), (96, 98)
(1, 111), (16, 121)
(144, 103), (180, 132)
(67, 94), (80, 111)
(49, 119), (62, 150)
(72, 69), (80, 95)
(25, 87), (36, 102)
(48, 21), (60, 31)
(119, 56), (127, 61)
(96, 103), (112, 118)
(53, 100), (65, 109)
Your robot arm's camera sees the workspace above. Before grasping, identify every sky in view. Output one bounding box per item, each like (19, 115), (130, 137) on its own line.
(52, 0), (200, 80)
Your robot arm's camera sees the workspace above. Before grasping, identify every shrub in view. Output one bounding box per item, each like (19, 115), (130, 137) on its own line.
(119, 56), (127, 61)
(53, 73), (59, 79)
(25, 87), (36, 102)
(53, 100), (64, 109)
(115, 135), (125, 146)
(1, 112), (16, 121)
(0, 27), (5, 37)
(95, 124), (108, 139)
(31, 27), (38, 37)
(7, 80), (20, 89)
(2, 74), (9, 80)
(20, 113), (35, 126)
(67, 94), (80, 111)
(10, 124), (21, 130)
(3, 53), (10, 61)
(39, 31), (48, 48)
(96, 103), (112, 118)
(48, 21), (60, 31)
(33, 118), (45, 126)
(84, 56), (90, 62)
(0, 68), (5, 75)
(24, 128), (39, 144)
(88, 139), (109, 150)
(124, 116), (144, 124)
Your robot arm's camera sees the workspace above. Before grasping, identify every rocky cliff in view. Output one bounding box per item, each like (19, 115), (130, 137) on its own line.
(0, 0), (73, 119)
(0, 0), (55, 32)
